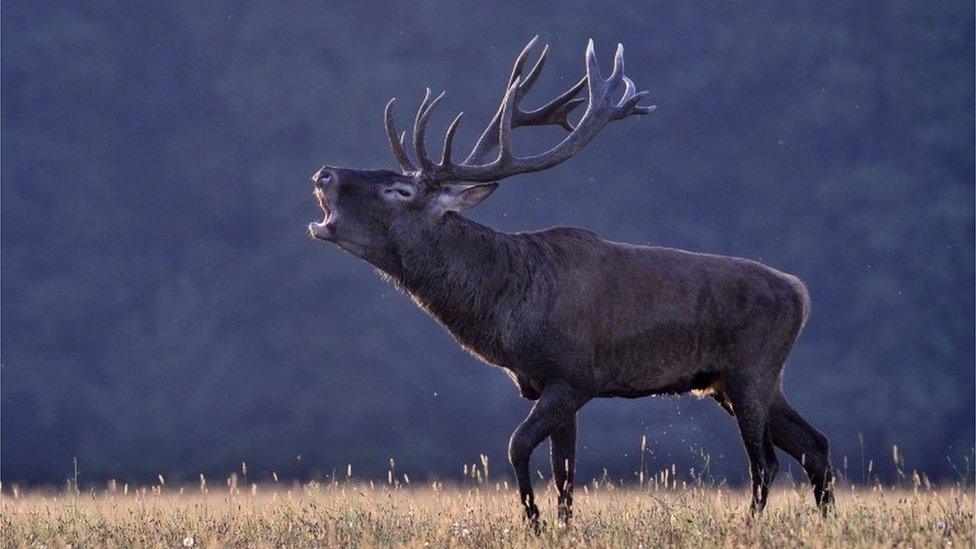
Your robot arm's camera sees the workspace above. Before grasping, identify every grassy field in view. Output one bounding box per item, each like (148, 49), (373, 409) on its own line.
(2, 479), (972, 548)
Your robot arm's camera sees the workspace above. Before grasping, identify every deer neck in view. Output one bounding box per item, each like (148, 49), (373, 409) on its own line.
(384, 213), (526, 351)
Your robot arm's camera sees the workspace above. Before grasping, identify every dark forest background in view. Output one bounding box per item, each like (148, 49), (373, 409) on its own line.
(2, 1), (973, 487)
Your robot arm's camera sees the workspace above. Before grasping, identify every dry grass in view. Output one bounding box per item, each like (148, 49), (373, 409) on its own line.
(2, 479), (972, 548)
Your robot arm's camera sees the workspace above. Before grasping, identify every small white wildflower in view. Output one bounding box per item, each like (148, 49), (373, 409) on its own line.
(935, 521), (947, 532)
(461, 528), (470, 537)
(182, 536), (195, 547)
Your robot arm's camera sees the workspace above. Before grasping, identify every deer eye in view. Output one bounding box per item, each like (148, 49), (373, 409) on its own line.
(384, 186), (414, 200)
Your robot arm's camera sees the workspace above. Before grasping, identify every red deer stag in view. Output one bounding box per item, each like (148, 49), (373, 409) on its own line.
(308, 37), (834, 525)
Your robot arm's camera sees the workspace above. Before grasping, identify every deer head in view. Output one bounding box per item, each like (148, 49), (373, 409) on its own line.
(308, 37), (655, 265)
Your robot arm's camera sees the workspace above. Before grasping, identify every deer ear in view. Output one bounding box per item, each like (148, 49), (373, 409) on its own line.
(438, 183), (498, 212)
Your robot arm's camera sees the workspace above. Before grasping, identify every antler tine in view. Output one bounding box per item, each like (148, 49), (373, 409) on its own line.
(612, 83), (648, 120)
(384, 98), (417, 173)
(519, 75), (587, 131)
(414, 89), (445, 170)
(517, 42), (548, 101)
(508, 35), (539, 88)
(497, 77), (521, 164)
(440, 112), (464, 167)
(415, 87), (432, 123)
(620, 75), (636, 103)
(607, 43), (625, 90)
(584, 39), (605, 107)
(411, 88), (432, 165)
(611, 74), (656, 120)
(464, 38), (587, 165)
(515, 40), (586, 127)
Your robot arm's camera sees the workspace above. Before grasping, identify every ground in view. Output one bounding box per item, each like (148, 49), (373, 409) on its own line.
(2, 479), (972, 548)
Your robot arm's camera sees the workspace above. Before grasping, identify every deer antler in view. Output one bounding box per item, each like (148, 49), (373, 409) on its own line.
(384, 37), (655, 184)
(462, 35), (588, 165)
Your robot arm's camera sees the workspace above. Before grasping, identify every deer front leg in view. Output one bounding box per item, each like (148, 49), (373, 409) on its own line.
(509, 380), (588, 528)
(550, 412), (578, 526)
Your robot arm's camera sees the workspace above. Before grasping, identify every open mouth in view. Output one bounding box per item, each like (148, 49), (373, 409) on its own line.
(308, 187), (334, 240)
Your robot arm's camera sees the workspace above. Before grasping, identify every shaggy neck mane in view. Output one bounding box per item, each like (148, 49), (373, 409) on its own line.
(382, 213), (537, 359)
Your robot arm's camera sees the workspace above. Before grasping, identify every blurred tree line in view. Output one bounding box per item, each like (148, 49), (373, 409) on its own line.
(2, 1), (973, 486)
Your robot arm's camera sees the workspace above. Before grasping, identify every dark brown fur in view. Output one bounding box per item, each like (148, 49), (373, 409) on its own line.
(309, 167), (834, 523)
(308, 34), (831, 527)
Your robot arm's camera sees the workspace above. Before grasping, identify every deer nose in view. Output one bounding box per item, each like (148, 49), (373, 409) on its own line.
(313, 169), (334, 190)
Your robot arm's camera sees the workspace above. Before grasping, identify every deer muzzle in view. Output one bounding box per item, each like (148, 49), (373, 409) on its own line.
(308, 186), (336, 240)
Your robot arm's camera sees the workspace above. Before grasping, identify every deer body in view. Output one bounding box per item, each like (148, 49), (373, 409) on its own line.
(309, 37), (834, 525)
(389, 213), (808, 401)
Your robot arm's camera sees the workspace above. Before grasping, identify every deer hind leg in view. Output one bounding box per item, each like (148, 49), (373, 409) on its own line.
(723, 373), (780, 516)
(509, 380), (588, 528)
(550, 413), (578, 526)
(769, 390), (834, 515)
